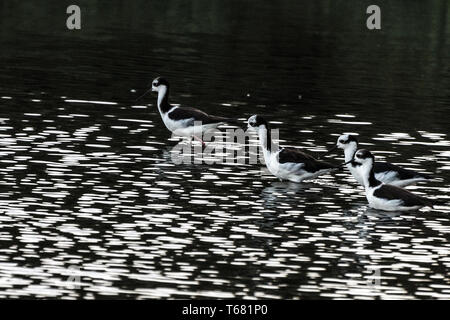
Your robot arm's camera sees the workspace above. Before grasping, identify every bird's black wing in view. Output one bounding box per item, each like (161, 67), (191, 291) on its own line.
(373, 184), (433, 207)
(374, 162), (431, 180)
(278, 148), (336, 173)
(168, 107), (237, 126)
(168, 107), (214, 123)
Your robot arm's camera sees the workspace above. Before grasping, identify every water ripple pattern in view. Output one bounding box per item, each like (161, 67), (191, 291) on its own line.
(0, 0), (449, 299)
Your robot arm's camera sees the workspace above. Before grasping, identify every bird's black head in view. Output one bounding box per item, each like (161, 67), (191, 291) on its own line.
(354, 149), (374, 163)
(337, 134), (358, 147)
(135, 77), (170, 102)
(247, 115), (269, 129)
(151, 77), (170, 91)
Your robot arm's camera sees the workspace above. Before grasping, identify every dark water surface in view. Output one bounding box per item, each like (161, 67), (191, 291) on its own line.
(0, 0), (449, 299)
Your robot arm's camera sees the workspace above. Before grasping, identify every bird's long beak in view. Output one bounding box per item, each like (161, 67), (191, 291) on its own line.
(339, 159), (354, 167)
(135, 87), (153, 102)
(317, 145), (338, 159)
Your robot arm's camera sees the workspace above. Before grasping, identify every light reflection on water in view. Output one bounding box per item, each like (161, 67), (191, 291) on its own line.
(0, 95), (448, 299)
(1, 0), (449, 299)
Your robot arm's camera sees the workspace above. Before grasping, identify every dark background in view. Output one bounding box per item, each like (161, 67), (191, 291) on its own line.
(1, 0), (449, 132)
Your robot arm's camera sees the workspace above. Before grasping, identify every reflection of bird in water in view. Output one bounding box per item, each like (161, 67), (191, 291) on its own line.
(161, 141), (208, 165)
(260, 181), (316, 208)
(162, 141), (193, 164)
(336, 206), (404, 247)
(263, 181), (313, 193)
(162, 135), (239, 166)
(364, 208), (403, 219)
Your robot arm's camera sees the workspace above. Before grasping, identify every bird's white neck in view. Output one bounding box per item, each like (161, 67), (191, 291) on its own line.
(156, 86), (171, 113)
(344, 144), (357, 163)
(358, 161), (381, 189)
(257, 126), (279, 157)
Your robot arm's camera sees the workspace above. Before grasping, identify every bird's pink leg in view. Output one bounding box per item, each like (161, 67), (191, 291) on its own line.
(193, 135), (206, 147)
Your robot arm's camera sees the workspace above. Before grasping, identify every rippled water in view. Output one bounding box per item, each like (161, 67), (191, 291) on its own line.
(0, 0), (449, 299)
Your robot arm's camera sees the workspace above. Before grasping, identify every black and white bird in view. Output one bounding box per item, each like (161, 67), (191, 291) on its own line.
(322, 134), (432, 187)
(247, 115), (338, 183)
(351, 149), (441, 211)
(137, 77), (238, 145)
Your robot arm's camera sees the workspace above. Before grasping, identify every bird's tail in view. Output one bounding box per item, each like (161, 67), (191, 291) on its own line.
(319, 160), (344, 172)
(415, 172), (433, 180)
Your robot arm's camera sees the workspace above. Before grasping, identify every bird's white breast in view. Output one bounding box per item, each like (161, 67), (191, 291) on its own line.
(160, 107), (194, 137)
(159, 107), (176, 131)
(264, 150), (312, 182)
(161, 108), (221, 138)
(263, 150), (280, 176)
(347, 163), (364, 186)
